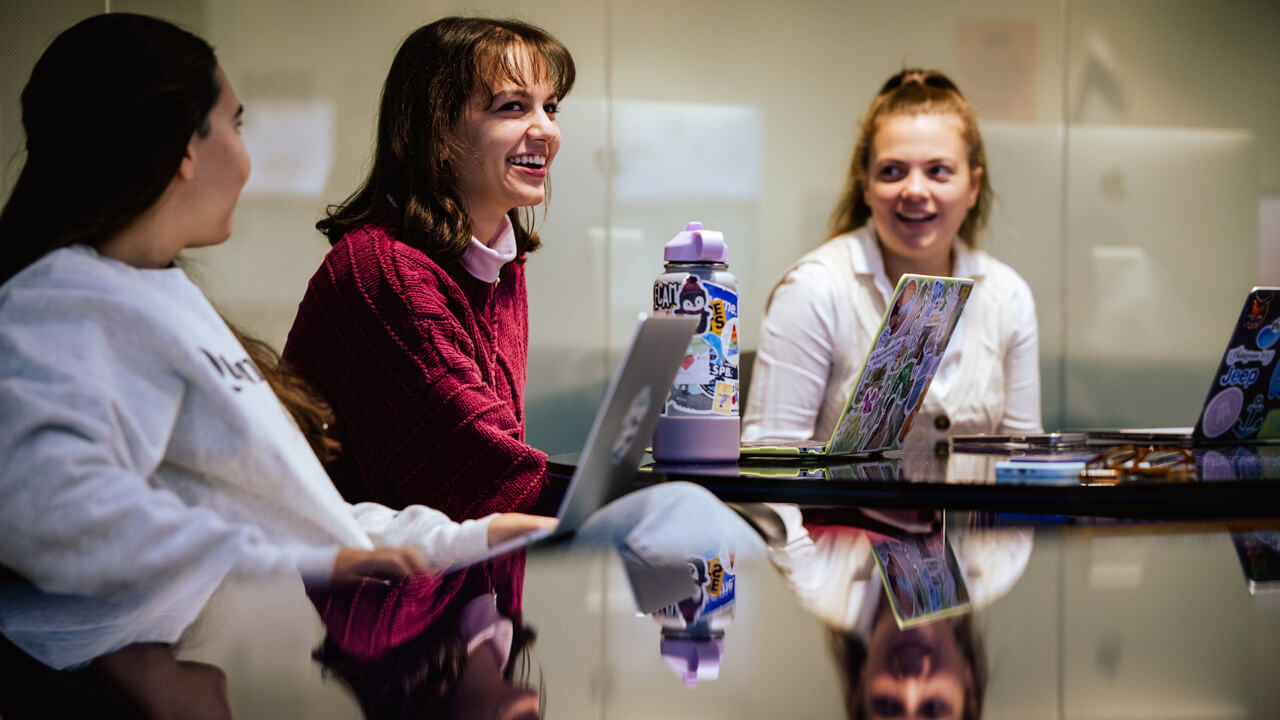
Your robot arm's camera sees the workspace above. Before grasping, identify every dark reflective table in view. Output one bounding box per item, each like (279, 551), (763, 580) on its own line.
(546, 442), (1280, 519)
(8, 485), (1276, 719)
(6, 475), (1280, 718)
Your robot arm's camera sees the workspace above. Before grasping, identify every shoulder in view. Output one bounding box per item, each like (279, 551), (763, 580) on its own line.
(776, 232), (862, 287)
(320, 224), (462, 308)
(1, 246), (207, 327)
(969, 248), (1035, 306)
(0, 247), (223, 389)
(795, 231), (860, 269)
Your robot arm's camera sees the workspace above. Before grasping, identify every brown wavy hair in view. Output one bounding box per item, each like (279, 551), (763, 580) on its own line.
(828, 68), (992, 248)
(316, 16), (576, 263)
(229, 326), (340, 463)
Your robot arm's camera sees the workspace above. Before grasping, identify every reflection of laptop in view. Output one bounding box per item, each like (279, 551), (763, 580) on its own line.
(448, 314), (697, 571)
(1085, 287), (1280, 446)
(1229, 531), (1280, 595)
(871, 518), (971, 629)
(741, 274), (973, 457)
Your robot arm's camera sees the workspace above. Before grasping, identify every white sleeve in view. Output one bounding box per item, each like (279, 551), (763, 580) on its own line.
(996, 275), (1043, 433)
(741, 263), (841, 442)
(350, 503), (494, 569)
(0, 325), (315, 600)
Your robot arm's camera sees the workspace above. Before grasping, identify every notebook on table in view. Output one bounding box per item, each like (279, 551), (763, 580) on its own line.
(1085, 287), (1280, 446)
(741, 274), (974, 458)
(447, 313), (698, 572)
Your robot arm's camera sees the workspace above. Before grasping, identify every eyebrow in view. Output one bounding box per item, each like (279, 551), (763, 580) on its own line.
(487, 88), (559, 107)
(490, 86), (530, 99)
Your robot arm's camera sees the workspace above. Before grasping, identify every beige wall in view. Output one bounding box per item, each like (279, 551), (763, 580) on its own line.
(5, 1), (1275, 447)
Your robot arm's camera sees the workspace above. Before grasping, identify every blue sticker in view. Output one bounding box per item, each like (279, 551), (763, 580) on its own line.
(1220, 365), (1261, 388)
(1233, 394), (1267, 439)
(1258, 318), (1280, 349)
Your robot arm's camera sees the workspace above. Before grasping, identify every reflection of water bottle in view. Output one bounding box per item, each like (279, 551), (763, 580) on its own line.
(652, 221), (740, 462)
(652, 546), (737, 688)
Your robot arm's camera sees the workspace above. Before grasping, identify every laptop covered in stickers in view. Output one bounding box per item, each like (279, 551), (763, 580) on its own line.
(740, 273), (974, 458)
(1085, 287), (1280, 445)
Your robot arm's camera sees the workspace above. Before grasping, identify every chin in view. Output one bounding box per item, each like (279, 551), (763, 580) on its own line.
(514, 190), (546, 208)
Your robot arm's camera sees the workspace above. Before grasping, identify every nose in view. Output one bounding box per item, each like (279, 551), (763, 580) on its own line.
(901, 168), (928, 200)
(528, 107), (558, 143)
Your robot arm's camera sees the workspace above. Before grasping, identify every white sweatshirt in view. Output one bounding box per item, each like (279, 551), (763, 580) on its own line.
(0, 245), (493, 669)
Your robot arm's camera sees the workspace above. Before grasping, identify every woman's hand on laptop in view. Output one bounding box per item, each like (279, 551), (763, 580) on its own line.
(488, 513), (559, 547)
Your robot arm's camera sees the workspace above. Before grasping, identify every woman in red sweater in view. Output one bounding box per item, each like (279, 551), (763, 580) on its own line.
(284, 17), (574, 521)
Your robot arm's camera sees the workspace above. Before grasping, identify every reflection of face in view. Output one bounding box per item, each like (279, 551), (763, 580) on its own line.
(456, 47), (561, 236)
(185, 67), (250, 249)
(865, 113), (981, 274)
(862, 610), (973, 720)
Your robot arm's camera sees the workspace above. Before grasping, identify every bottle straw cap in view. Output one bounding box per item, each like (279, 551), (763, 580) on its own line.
(660, 636), (725, 688)
(664, 221), (728, 263)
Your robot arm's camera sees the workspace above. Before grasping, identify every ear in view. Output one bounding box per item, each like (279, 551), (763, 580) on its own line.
(177, 142), (197, 182)
(966, 165), (983, 209)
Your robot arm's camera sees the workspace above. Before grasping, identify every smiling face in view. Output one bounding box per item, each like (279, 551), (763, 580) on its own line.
(455, 46), (560, 240)
(864, 113), (981, 276)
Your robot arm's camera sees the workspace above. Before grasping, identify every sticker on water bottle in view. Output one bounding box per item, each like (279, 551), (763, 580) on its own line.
(656, 274), (739, 415)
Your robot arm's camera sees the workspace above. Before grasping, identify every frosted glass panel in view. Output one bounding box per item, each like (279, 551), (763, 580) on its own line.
(1062, 126), (1257, 427)
(1063, 0), (1278, 428)
(4, 0), (1280, 443)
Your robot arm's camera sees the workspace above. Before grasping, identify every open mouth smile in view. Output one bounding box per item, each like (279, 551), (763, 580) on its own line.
(508, 154), (548, 177)
(896, 210), (937, 224)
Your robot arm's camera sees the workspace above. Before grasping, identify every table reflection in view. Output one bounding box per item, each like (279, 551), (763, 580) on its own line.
(4, 489), (1280, 718)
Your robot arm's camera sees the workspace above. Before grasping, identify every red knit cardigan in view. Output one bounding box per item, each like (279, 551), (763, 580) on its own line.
(283, 224), (548, 520)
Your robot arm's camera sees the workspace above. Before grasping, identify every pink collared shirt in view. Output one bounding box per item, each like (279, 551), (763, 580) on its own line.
(460, 216), (517, 283)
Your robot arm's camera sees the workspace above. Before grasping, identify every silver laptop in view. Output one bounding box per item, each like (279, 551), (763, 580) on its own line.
(1085, 287), (1280, 446)
(449, 314), (698, 571)
(741, 273), (974, 457)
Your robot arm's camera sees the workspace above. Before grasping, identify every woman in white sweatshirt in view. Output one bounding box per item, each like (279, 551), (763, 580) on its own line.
(0, 12), (549, 712)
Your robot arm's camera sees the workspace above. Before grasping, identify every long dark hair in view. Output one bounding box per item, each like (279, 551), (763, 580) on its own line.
(829, 68), (993, 248)
(316, 16), (576, 263)
(314, 614), (539, 718)
(0, 13), (339, 462)
(0, 13), (218, 285)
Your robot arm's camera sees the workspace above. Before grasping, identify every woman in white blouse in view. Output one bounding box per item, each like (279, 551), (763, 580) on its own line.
(742, 68), (1042, 452)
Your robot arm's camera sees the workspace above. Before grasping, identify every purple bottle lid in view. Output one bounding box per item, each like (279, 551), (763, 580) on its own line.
(660, 636), (725, 688)
(664, 221), (728, 263)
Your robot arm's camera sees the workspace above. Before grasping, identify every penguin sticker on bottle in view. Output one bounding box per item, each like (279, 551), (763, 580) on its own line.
(652, 222), (740, 462)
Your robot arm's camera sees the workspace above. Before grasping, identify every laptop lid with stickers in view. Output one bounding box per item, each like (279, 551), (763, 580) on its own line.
(741, 273), (973, 457)
(1192, 287), (1280, 443)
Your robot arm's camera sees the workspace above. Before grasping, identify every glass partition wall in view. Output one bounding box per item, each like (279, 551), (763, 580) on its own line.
(2, 0), (1277, 447)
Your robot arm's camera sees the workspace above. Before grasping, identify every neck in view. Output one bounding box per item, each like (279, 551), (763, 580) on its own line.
(880, 245), (953, 286)
(469, 210), (508, 248)
(97, 208), (183, 270)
